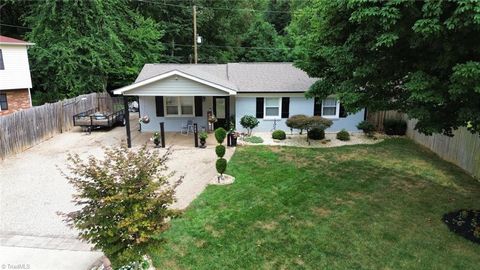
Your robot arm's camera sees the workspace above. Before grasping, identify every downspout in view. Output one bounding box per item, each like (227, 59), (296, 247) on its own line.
(28, 88), (32, 107)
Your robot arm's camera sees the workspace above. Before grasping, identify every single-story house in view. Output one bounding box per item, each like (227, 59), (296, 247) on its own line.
(0, 35), (34, 116)
(113, 63), (365, 134)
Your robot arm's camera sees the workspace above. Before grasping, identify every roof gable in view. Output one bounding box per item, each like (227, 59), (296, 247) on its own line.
(113, 70), (237, 96)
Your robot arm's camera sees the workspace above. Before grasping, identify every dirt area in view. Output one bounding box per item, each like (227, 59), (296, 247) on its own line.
(238, 131), (383, 148)
(0, 118), (234, 266)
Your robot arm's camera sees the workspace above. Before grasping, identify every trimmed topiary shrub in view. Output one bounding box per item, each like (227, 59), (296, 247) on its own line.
(272, 130), (286, 140)
(286, 114), (309, 134)
(357, 121), (375, 136)
(215, 145), (226, 158)
(240, 115), (259, 135)
(307, 127), (325, 140)
(214, 127), (227, 144)
(216, 158), (227, 175)
(336, 129), (350, 141)
(383, 119), (407, 135)
(308, 116), (333, 130)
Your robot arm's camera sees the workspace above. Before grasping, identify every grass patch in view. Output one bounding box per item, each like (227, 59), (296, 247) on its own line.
(243, 136), (264, 144)
(148, 138), (480, 269)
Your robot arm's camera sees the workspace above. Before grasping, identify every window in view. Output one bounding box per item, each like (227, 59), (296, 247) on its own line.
(165, 96), (194, 116)
(264, 97), (281, 118)
(322, 98), (339, 118)
(0, 93), (7, 110)
(180, 96), (194, 115)
(0, 49), (4, 70)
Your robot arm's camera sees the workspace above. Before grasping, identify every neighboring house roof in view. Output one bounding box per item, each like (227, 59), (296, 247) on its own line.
(0, 35), (35, 46)
(133, 62), (317, 93)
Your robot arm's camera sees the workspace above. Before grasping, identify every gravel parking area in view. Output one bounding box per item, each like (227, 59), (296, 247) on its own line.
(0, 122), (234, 268)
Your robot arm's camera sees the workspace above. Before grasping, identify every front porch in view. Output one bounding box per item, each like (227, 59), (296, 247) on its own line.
(127, 114), (222, 148)
(113, 68), (238, 147)
(132, 131), (220, 148)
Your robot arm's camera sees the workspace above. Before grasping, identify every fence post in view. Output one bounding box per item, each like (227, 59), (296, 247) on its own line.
(194, 123), (199, 147)
(160, 122), (165, 148)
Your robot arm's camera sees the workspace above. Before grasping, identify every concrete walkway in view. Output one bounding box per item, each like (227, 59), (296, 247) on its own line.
(0, 120), (235, 269)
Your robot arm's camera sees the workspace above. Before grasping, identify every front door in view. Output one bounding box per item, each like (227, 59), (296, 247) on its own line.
(213, 96), (229, 130)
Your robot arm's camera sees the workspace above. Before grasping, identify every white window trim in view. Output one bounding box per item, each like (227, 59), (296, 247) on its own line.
(321, 98), (340, 119)
(264, 97), (282, 120)
(164, 96), (195, 117)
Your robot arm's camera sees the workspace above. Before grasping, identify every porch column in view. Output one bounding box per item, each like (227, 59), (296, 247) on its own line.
(123, 96), (132, 148)
(225, 96), (230, 128)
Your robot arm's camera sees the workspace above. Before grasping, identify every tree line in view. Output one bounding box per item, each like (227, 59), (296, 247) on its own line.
(1, 0), (295, 104)
(1, 0), (479, 135)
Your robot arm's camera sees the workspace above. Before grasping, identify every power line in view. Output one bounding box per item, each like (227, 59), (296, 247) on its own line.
(137, 0), (299, 14)
(0, 23), (31, 29)
(160, 42), (295, 51)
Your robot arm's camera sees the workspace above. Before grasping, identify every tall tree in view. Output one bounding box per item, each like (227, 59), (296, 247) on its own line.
(291, 0), (480, 136)
(238, 19), (289, 62)
(25, 0), (164, 102)
(265, 0), (292, 35)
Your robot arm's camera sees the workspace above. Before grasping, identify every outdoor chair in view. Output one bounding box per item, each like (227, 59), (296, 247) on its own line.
(181, 120), (194, 135)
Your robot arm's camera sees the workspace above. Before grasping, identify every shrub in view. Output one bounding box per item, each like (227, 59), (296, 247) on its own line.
(336, 129), (350, 141)
(240, 115), (259, 135)
(383, 119), (407, 135)
(272, 130), (286, 140)
(61, 145), (181, 268)
(308, 116), (333, 130)
(199, 131), (208, 140)
(286, 114), (309, 134)
(215, 145), (226, 158)
(286, 115), (333, 136)
(216, 158), (227, 175)
(214, 127), (227, 144)
(357, 121), (375, 136)
(244, 136), (264, 144)
(308, 127), (325, 140)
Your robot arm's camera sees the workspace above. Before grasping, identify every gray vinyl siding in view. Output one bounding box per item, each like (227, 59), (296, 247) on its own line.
(139, 96), (236, 132)
(126, 76), (230, 96)
(235, 96), (364, 133)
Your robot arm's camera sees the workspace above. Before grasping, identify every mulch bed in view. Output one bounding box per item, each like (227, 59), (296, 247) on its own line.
(442, 209), (480, 244)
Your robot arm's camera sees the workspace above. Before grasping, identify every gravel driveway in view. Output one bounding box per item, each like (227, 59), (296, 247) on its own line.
(0, 124), (234, 269)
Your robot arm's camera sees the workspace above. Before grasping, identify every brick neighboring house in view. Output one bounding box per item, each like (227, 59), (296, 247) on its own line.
(0, 35), (35, 116)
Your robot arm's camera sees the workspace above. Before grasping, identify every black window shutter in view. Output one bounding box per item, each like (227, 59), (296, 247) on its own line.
(256, 97), (264, 119)
(339, 103), (347, 118)
(155, 96), (164, 117)
(313, 97), (321, 116)
(194, 96), (203, 116)
(281, 97), (290, 118)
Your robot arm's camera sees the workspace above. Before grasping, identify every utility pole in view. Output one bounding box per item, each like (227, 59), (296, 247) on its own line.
(193, 5), (198, 64)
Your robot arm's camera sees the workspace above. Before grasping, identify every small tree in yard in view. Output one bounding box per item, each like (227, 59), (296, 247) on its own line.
(286, 115), (333, 142)
(60, 144), (181, 268)
(240, 115), (259, 136)
(286, 114), (309, 134)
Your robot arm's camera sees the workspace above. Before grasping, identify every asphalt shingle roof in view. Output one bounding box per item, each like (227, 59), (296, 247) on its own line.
(135, 62), (316, 93)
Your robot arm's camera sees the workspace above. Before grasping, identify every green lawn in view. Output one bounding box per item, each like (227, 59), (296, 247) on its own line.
(148, 139), (480, 269)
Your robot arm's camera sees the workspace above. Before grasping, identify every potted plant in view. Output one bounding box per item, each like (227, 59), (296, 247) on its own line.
(199, 131), (208, 148)
(151, 132), (161, 148)
(228, 129), (239, 147)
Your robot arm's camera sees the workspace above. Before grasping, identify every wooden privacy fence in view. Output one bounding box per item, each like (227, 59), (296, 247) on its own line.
(368, 111), (480, 179)
(0, 92), (120, 160)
